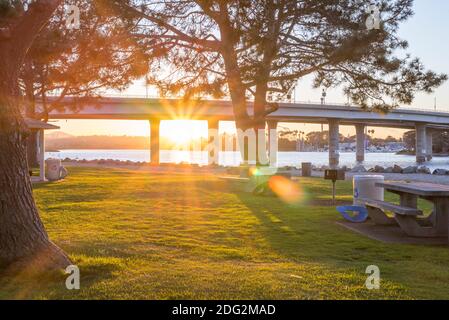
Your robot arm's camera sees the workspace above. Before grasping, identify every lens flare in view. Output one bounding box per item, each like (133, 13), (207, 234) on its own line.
(249, 167), (260, 176)
(268, 176), (304, 204)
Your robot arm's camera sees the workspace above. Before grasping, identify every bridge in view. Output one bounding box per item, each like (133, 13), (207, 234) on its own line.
(45, 97), (449, 167)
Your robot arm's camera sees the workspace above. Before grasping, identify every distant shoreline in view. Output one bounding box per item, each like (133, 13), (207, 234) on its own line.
(395, 150), (449, 157)
(46, 148), (401, 153)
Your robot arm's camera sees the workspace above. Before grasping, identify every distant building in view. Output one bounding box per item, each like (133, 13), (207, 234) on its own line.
(384, 142), (405, 151)
(296, 139), (305, 151)
(339, 142), (356, 151)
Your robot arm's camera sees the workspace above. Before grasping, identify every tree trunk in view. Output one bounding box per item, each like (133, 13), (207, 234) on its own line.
(221, 48), (252, 164)
(0, 0), (69, 274)
(0, 79), (70, 274)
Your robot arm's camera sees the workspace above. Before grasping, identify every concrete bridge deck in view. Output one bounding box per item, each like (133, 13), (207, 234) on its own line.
(47, 97), (449, 130)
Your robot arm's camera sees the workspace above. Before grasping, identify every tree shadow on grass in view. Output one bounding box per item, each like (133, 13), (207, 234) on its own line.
(232, 185), (449, 297)
(0, 241), (128, 300)
(232, 181), (447, 271)
(0, 261), (120, 300)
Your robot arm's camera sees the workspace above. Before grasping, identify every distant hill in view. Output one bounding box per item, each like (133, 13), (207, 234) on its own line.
(46, 134), (151, 150)
(45, 132), (206, 150)
(45, 131), (299, 151)
(46, 131), (75, 139)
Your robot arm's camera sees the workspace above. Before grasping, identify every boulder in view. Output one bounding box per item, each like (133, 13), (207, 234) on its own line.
(384, 167), (394, 173)
(351, 165), (367, 173)
(392, 165), (403, 173)
(374, 165), (385, 173)
(417, 166), (431, 174)
(402, 166), (418, 174)
(433, 169), (447, 175)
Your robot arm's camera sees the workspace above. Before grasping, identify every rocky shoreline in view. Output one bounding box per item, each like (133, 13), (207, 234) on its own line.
(58, 158), (449, 176)
(311, 164), (449, 175)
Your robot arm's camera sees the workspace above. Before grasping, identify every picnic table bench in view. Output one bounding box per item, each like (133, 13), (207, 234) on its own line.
(360, 181), (449, 240)
(360, 198), (422, 226)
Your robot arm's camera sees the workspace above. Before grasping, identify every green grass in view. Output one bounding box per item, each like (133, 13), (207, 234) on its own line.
(1, 166), (449, 300)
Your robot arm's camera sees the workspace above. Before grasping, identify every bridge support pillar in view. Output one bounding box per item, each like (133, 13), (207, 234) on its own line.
(267, 121), (278, 167)
(38, 129), (46, 182)
(208, 119), (220, 166)
(426, 128), (433, 161)
(415, 123), (427, 164)
(150, 119), (160, 165)
(328, 119), (340, 168)
(355, 124), (366, 163)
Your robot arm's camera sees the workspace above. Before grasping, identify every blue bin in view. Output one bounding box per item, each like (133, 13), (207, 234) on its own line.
(337, 206), (368, 223)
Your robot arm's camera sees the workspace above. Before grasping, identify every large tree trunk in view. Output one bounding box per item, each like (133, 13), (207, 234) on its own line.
(0, 90), (71, 273)
(0, 0), (70, 271)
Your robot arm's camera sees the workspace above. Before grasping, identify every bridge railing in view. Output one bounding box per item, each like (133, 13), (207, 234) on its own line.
(292, 101), (449, 114)
(104, 94), (449, 113)
(45, 92), (449, 114)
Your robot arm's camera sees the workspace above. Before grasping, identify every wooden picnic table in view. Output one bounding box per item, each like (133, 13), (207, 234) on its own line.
(376, 181), (449, 240)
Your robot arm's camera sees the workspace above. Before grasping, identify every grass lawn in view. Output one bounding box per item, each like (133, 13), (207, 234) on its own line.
(2, 166), (449, 300)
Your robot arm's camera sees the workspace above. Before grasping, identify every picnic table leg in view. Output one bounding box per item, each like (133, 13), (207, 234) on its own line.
(400, 193), (418, 208)
(420, 210), (436, 227)
(432, 198), (449, 238)
(395, 193), (440, 238)
(366, 206), (397, 226)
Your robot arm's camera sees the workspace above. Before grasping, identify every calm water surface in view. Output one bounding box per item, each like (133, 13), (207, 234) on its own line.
(45, 149), (449, 170)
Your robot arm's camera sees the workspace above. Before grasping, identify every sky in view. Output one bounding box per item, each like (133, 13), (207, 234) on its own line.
(50, 0), (449, 140)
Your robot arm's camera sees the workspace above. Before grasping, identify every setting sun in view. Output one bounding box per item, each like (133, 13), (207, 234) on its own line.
(161, 120), (208, 146)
